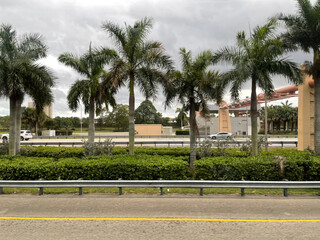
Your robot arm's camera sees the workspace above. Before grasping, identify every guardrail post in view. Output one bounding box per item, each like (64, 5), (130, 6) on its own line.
(0, 178), (3, 194)
(283, 179), (288, 197)
(241, 177), (245, 196)
(159, 178), (163, 195)
(78, 178), (83, 195)
(118, 178), (122, 195)
(39, 178), (44, 195)
(200, 179), (204, 196)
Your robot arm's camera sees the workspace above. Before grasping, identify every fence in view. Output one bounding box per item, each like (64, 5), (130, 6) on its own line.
(20, 140), (298, 147)
(0, 180), (318, 197)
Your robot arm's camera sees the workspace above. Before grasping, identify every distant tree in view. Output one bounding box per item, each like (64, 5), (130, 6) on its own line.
(176, 106), (188, 128)
(135, 100), (159, 124)
(0, 116), (10, 130)
(106, 104), (129, 131)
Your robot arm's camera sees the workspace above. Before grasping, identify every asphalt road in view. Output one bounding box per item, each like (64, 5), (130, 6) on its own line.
(0, 195), (319, 239)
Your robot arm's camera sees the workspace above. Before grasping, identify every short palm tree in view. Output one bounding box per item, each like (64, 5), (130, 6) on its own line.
(102, 17), (173, 155)
(0, 24), (55, 155)
(279, 0), (320, 154)
(165, 48), (222, 167)
(59, 44), (117, 143)
(213, 18), (302, 155)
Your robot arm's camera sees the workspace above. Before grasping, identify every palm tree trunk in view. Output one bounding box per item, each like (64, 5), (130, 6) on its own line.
(189, 97), (196, 168)
(250, 77), (258, 156)
(15, 99), (22, 154)
(129, 74), (135, 155)
(88, 97), (95, 143)
(9, 97), (16, 155)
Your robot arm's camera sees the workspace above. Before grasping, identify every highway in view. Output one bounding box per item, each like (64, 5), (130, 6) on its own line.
(0, 195), (319, 239)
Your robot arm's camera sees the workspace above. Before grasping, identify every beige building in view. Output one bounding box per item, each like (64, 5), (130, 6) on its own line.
(134, 124), (173, 136)
(28, 102), (53, 118)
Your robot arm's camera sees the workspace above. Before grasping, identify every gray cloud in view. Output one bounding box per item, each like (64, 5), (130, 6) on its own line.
(0, 0), (311, 117)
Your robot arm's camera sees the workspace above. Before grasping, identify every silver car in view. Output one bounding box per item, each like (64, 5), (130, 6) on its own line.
(208, 132), (233, 140)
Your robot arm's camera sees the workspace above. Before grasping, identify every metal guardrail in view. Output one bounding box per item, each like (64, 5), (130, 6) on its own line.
(21, 140), (298, 147)
(33, 134), (298, 139)
(0, 180), (318, 197)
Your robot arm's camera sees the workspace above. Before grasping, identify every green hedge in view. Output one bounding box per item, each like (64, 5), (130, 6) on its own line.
(20, 146), (190, 158)
(194, 150), (317, 181)
(0, 155), (189, 180)
(175, 130), (189, 135)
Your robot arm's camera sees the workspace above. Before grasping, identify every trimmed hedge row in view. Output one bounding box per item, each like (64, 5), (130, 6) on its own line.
(194, 150), (317, 181)
(0, 154), (189, 180)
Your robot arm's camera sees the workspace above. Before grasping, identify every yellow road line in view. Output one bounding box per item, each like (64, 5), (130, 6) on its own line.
(0, 217), (320, 223)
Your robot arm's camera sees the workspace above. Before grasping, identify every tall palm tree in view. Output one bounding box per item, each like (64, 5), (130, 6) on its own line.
(279, 0), (320, 153)
(213, 19), (302, 155)
(59, 44), (117, 143)
(0, 24), (55, 155)
(165, 48), (222, 167)
(102, 17), (173, 155)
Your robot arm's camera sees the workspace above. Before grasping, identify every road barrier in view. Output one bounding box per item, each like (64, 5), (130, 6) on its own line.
(0, 180), (318, 197)
(20, 140), (298, 147)
(33, 134), (297, 139)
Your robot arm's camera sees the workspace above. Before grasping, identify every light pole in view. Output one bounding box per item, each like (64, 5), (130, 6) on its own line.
(264, 94), (268, 152)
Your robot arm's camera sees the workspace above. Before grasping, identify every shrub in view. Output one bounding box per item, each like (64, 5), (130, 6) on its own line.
(83, 139), (115, 156)
(0, 142), (9, 155)
(20, 146), (85, 158)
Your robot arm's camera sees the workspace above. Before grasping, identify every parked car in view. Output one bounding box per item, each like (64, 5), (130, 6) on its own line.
(208, 132), (233, 140)
(1, 130), (33, 141)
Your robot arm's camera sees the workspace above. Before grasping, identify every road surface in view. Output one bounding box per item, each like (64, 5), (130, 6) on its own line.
(0, 194), (319, 239)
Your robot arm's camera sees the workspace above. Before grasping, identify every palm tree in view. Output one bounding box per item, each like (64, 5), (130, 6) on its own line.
(176, 106), (188, 129)
(281, 100), (293, 131)
(0, 24), (54, 155)
(279, 0), (320, 153)
(213, 19), (302, 155)
(102, 17), (173, 155)
(58, 44), (117, 143)
(165, 48), (222, 167)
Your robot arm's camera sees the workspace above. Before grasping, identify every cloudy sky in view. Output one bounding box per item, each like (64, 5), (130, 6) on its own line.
(0, 0), (313, 118)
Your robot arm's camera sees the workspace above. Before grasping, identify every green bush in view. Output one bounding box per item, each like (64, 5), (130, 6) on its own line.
(0, 154), (189, 180)
(20, 146), (85, 158)
(175, 130), (189, 135)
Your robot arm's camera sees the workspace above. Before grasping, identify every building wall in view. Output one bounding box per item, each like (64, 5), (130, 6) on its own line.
(28, 102), (53, 118)
(135, 124), (162, 136)
(197, 116), (258, 136)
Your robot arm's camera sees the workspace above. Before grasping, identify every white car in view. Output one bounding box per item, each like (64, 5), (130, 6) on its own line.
(208, 132), (233, 140)
(1, 130), (33, 141)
